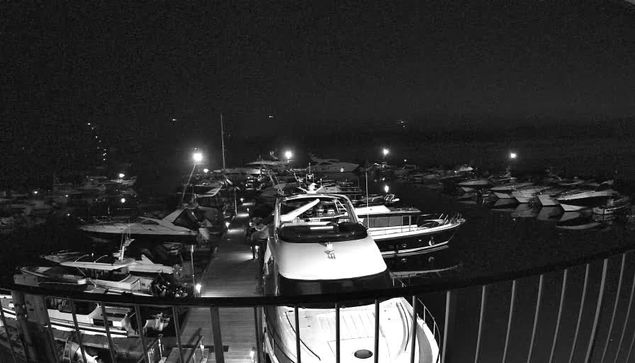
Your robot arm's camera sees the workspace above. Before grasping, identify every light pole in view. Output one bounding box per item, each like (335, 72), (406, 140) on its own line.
(284, 150), (293, 164)
(508, 151), (518, 172)
(180, 152), (203, 207)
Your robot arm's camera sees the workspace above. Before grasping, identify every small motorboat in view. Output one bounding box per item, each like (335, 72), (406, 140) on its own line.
(592, 196), (631, 215)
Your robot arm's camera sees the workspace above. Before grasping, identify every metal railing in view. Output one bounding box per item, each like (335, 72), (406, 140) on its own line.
(2, 242), (635, 363)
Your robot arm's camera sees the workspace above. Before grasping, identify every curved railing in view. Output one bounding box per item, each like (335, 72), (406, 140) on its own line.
(2, 241), (635, 363)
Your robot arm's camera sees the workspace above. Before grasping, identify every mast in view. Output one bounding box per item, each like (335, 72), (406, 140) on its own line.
(220, 113), (226, 169)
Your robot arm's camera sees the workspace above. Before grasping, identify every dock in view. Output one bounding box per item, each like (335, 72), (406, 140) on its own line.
(169, 203), (262, 363)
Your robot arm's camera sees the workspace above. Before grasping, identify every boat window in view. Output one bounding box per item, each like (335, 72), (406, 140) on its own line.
(279, 222), (367, 242)
(173, 209), (201, 230)
(403, 215), (412, 225)
(370, 216), (389, 228)
(389, 216), (402, 226)
(48, 298), (97, 314)
(278, 270), (392, 307)
(140, 219), (159, 225)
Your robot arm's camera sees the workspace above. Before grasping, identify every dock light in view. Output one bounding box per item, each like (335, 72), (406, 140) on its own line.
(193, 152), (203, 163)
(382, 148), (390, 157)
(118, 173), (125, 178)
(195, 283), (202, 294)
(404, 159), (407, 163)
(120, 198), (126, 204)
(509, 152), (517, 159)
(240, 197), (244, 203)
(340, 167), (345, 173)
(284, 150), (293, 161)
(225, 221), (230, 228)
(384, 185), (390, 194)
(33, 190), (38, 195)
(203, 168), (209, 173)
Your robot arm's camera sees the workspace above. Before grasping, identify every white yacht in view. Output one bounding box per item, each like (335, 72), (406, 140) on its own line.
(490, 181), (534, 199)
(536, 187), (566, 206)
(511, 185), (551, 203)
(262, 193), (440, 363)
(556, 187), (620, 212)
(355, 204), (464, 258)
(309, 154), (360, 173)
(79, 208), (211, 243)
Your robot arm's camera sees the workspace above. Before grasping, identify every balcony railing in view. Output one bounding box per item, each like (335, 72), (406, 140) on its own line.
(1, 242), (635, 363)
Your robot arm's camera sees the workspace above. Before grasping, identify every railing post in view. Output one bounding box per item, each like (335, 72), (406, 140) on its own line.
(569, 264), (591, 363)
(584, 258), (609, 363)
(548, 269), (569, 363)
(100, 303), (118, 363)
(600, 254), (626, 363)
(295, 305), (302, 363)
(441, 290), (455, 363)
(173, 307), (185, 363)
(134, 305), (150, 363)
(0, 299), (18, 363)
(10, 290), (40, 362)
(474, 285), (488, 363)
(210, 306), (225, 363)
(374, 299), (380, 363)
(410, 296), (418, 363)
(254, 306), (263, 363)
(335, 303), (341, 363)
(614, 262), (635, 363)
(527, 274), (545, 363)
(69, 300), (88, 363)
(502, 279), (517, 363)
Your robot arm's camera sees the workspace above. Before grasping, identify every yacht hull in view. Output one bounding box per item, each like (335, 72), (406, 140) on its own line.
(371, 224), (461, 258)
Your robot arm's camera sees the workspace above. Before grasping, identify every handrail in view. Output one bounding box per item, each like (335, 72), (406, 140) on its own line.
(1, 240), (633, 307)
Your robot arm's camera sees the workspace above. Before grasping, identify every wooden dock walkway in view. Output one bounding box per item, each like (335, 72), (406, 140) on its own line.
(172, 203), (262, 363)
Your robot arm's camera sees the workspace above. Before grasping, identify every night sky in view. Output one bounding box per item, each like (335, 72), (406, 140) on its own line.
(2, 0), (635, 180)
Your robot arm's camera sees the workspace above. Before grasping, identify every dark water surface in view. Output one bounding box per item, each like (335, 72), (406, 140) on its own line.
(385, 182), (635, 362)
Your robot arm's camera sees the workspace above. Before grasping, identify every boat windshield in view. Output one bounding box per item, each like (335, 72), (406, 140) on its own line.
(173, 209), (202, 230)
(278, 221), (368, 242)
(279, 196), (355, 224)
(278, 270), (392, 307)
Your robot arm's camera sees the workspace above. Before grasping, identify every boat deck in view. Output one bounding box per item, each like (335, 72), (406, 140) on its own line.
(171, 203), (261, 363)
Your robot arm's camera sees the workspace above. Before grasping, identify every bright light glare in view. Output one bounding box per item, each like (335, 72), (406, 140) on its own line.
(284, 150), (293, 160)
(195, 283), (202, 294)
(240, 197), (244, 203)
(510, 152), (517, 159)
(340, 167), (344, 173)
(193, 152), (203, 163)
(203, 168), (209, 173)
(382, 148), (390, 156)
(33, 190), (38, 195)
(225, 221), (230, 228)
(120, 198), (126, 204)
(118, 173), (125, 178)
(384, 185), (390, 193)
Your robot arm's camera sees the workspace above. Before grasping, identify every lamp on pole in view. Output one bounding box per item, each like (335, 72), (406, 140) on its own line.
(180, 152), (203, 207)
(284, 150), (293, 164)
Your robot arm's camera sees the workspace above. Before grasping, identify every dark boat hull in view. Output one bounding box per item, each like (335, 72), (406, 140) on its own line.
(84, 231), (199, 244)
(373, 226), (459, 258)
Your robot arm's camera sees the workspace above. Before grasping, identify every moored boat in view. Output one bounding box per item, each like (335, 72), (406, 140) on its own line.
(262, 192), (440, 363)
(592, 196), (631, 215)
(355, 204), (465, 258)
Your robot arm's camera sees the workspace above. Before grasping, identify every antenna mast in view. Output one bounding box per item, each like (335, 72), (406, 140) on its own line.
(220, 113), (226, 169)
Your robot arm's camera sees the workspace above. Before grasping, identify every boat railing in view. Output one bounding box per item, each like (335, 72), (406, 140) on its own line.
(3, 242), (635, 362)
(393, 277), (443, 356)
